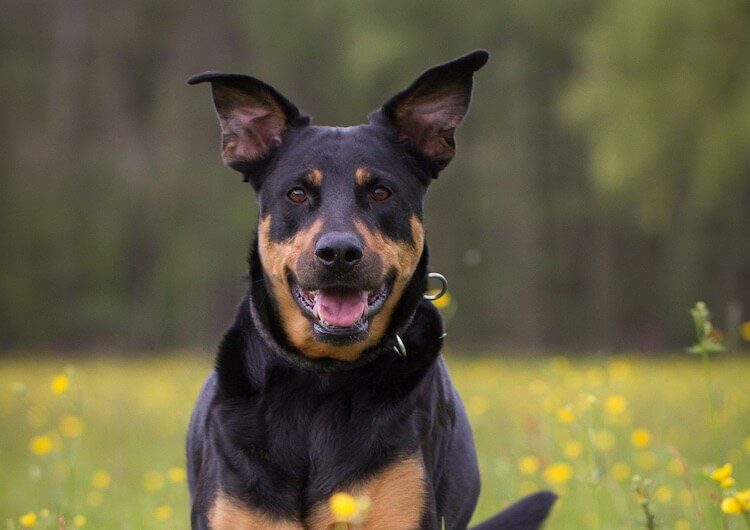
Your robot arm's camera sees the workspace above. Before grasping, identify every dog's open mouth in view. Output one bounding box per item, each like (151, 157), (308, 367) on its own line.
(291, 281), (389, 343)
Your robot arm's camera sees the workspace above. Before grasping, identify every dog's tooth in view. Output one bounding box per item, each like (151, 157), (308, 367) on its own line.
(313, 303), (320, 320)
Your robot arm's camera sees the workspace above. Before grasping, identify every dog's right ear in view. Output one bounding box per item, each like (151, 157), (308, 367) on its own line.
(187, 72), (309, 185)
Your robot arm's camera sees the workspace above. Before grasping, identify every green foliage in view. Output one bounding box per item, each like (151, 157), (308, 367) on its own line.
(1, 2), (748, 351)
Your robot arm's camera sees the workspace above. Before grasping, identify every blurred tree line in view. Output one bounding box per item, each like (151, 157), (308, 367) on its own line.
(2, 0), (748, 353)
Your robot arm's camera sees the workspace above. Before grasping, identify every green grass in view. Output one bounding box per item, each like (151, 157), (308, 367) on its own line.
(1, 353), (749, 529)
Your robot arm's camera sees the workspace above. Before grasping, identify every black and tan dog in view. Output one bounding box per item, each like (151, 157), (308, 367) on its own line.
(187, 51), (556, 529)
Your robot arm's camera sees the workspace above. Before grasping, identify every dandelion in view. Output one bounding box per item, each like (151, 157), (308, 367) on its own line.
(610, 462), (631, 482)
(710, 463), (733, 482)
(29, 434), (53, 455)
(555, 405), (575, 424)
(73, 515), (87, 527)
(59, 415), (84, 438)
(51, 374), (70, 395)
(608, 360), (631, 381)
(142, 470), (165, 491)
(154, 505), (173, 521)
(542, 462), (573, 486)
(721, 477), (736, 489)
(667, 458), (684, 477)
(518, 455), (540, 475)
(631, 428), (652, 449)
(720, 496), (743, 514)
(19, 512), (37, 527)
(674, 519), (691, 530)
(86, 491), (103, 507)
(593, 430), (616, 452)
(468, 395), (489, 416)
(740, 321), (750, 342)
(604, 395), (627, 415)
(431, 291), (451, 310)
(654, 485), (673, 503)
(330, 492), (359, 522)
(168, 466), (186, 483)
(635, 451), (656, 471)
(91, 470), (111, 489)
(563, 440), (583, 459)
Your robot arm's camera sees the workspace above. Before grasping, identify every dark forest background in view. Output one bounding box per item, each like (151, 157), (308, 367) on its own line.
(2, 1), (749, 353)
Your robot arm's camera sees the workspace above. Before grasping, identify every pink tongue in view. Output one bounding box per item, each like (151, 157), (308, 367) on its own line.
(316, 288), (367, 327)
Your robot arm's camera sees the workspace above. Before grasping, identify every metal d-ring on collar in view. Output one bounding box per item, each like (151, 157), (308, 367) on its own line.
(423, 272), (448, 301)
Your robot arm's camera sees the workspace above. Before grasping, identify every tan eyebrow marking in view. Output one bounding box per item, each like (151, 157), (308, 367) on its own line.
(355, 167), (372, 186)
(305, 169), (323, 187)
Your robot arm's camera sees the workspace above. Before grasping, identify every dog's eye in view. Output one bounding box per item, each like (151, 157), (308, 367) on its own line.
(287, 187), (307, 204)
(371, 186), (392, 202)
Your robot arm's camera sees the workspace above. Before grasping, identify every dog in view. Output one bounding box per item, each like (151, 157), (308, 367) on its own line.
(186, 50), (556, 529)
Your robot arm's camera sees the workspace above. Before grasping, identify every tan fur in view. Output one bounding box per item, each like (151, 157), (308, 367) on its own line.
(306, 169), (323, 187)
(307, 455), (426, 530)
(258, 214), (424, 362)
(209, 492), (303, 529)
(355, 167), (372, 186)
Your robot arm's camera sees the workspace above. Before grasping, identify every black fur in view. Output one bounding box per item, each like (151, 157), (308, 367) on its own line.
(186, 50), (556, 529)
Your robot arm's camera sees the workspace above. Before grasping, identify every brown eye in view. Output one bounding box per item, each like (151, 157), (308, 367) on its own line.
(287, 187), (307, 203)
(371, 186), (392, 202)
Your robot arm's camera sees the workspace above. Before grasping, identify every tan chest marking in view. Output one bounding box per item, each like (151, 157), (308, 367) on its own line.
(209, 492), (303, 530)
(307, 455), (426, 530)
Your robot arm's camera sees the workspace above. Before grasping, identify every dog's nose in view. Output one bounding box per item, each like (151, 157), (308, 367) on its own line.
(315, 232), (363, 273)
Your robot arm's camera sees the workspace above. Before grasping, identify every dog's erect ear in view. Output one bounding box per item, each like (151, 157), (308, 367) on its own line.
(187, 72), (309, 177)
(375, 50), (488, 174)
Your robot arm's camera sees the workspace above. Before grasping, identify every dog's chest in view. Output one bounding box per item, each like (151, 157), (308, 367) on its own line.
(210, 383), (429, 529)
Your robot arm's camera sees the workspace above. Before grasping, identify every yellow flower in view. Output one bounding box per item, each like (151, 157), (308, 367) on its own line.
(29, 434), (53, 455)
(563, 440), (583, 459)
(720, 496), (742, 515)
(667, 458), (684, 477)
(91, 470), (112, 489)
(631, 428), (652, 449)
(19, 512), (37, 527)
(143, 470), (165, 491)
(610, 461), (631, 482)
(654, 485), (673, 503)
(168, 466), (186, 483)
(604, 395), (627, 415)
(740, 321), (750, 342)
(518, 455), (540, 475)
(593, 430), (616, 452)
(737, 489), (750, 510)
(431, 291), (451, 309)
(330, 492), (359, 522)
(86, 491), (103, 507)
(556, 405), (576, 424)
(59, 415), (84, 438)
(674, 519), (691, 530)
(721, 477), (736, 489)
(710, 463), (733, 482)
(39, 509), (49, 519)
(73, 515), (87, 527)
(635, 451), (656, 471)
(51, 374), (70, 395)
(154, 505), (172, 521)
(542, 462), (573, 486)
(609, 360), (631, 381)
(468, 395), (489, 416)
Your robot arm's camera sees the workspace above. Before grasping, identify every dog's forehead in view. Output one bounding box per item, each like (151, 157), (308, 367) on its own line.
(273, 124), (415, 182)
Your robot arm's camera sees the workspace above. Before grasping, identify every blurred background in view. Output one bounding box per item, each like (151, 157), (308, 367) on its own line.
(2, 0), (749, 354)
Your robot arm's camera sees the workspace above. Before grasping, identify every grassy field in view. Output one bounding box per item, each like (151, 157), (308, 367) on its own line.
(1, 352), (749, 529)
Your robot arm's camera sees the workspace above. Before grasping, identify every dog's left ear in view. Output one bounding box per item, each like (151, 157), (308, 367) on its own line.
(187, 72), (309, 185)
(374, 50), (488, 175)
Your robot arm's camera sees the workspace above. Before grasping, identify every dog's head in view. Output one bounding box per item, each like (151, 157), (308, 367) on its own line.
(190, 51), (487, 362)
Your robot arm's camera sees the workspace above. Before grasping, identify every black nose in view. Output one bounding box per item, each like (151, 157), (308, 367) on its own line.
(315, 232), (364, 273)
